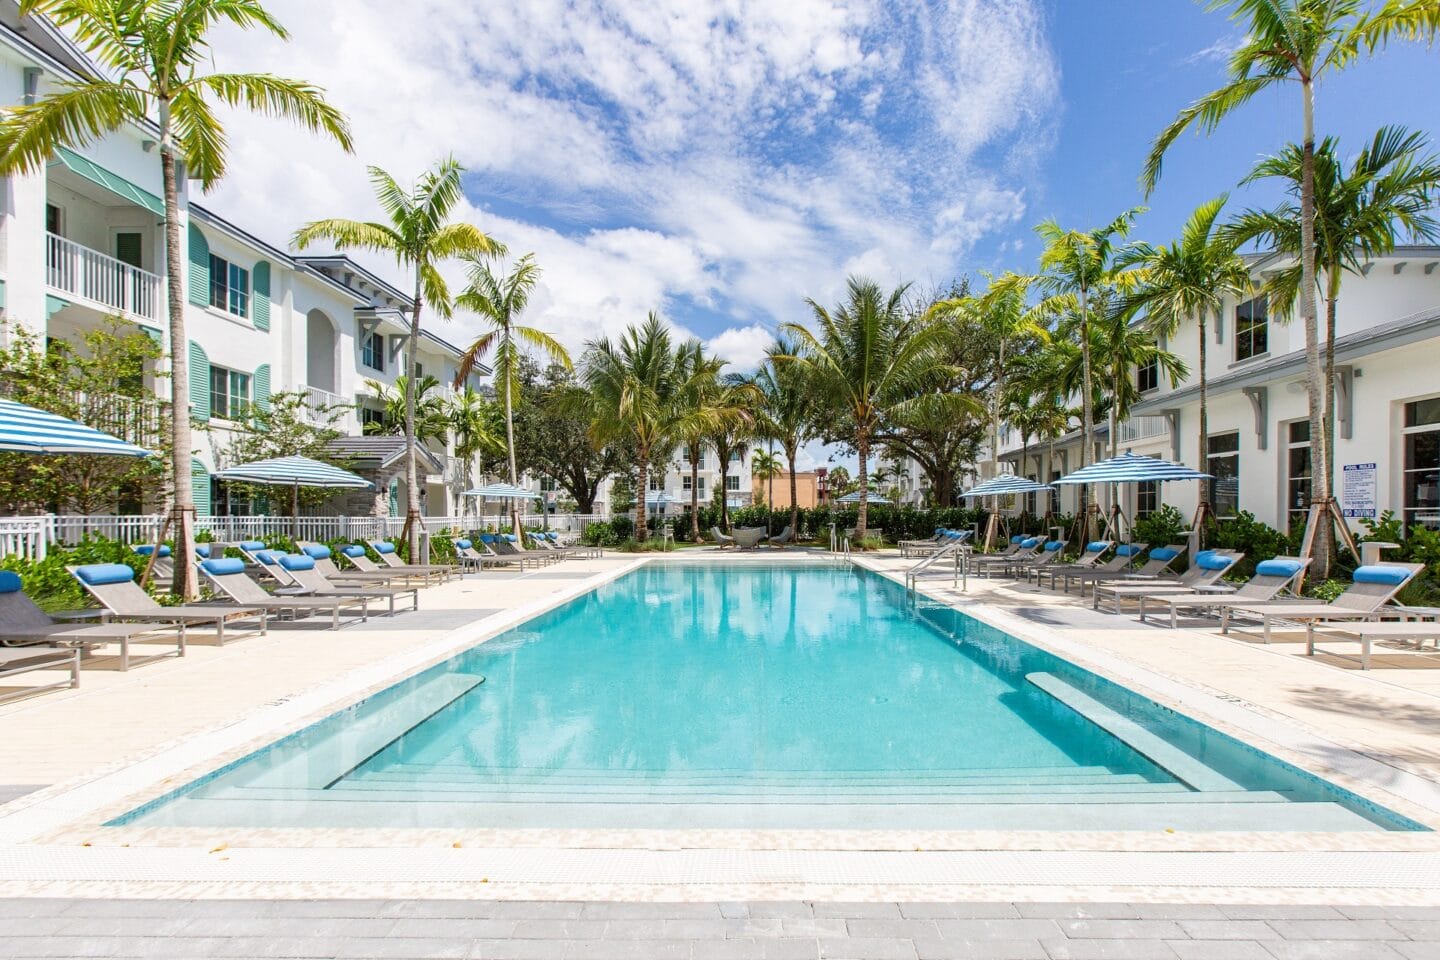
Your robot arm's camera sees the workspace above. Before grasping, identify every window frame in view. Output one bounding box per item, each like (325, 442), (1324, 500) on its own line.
(208, 253), (250, 319)
(1402, 397), (1440, 530)
(1206, 431), (1241, 518)
(1136, 356), (1159, 394)
(1234, 296), (1268, 363)
(1284, 420), (1311, 527)
(360, 331), (386, 372)
(208, 364), (251, 421)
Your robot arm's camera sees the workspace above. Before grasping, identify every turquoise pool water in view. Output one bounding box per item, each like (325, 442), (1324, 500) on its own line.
(117, 563), (1422, 831)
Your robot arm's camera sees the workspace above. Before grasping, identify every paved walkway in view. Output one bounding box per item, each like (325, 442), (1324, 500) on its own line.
(1, 899), (1436, 958)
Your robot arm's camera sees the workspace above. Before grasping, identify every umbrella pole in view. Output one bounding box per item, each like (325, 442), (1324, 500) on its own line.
(293, 483), (300, 542)
(138, 512), (173, 591)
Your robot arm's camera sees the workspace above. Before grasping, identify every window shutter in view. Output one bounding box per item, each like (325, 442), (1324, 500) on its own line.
(188, 340), (210, 422)
(187, 224), (210, 307)
(252, 260), (271, 330)
(191, 459), (211, 517)
(254, 363), (271, 413)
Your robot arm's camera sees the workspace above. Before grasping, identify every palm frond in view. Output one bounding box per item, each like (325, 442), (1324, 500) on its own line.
(0, 82), (144, 176)
(188, 73), (352, 152)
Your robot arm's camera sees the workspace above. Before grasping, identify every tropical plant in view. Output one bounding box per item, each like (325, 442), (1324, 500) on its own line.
(363, 375), (449, 446)
(706, 422), (749, 533)
(447, 386), (502, 507)
(294, 159), (505, 558)
(672, 343), (741, 541)
(744, 338), (814, 538)
(453, 253), (571, 536)
(510, 361), (627, 516)
(1228, 127), (1440, 529)
(0, 0), (353, 597)
(783, 277), (949, 537)
(750, 449), (783, 519)
(580, 314), (714, 540)
(1142, 0), (1439, 573)
(221, 391), (353, 515)
(1119, 195), (1251, 527)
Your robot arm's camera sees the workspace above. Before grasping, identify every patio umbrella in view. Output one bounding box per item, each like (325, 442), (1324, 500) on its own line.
(959, 474), (1053, 498)
(212, 455), (373, 538)
(463, 482), (540, 529)
(0, 396), (151, 456)
(1051, 451), (1210, 539)
(837, 491), (891, 505)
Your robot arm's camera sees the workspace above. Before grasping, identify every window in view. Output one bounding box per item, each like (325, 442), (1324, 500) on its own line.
(208, 255), (249, 318)
(1285, 420), (1311, 525)
(649, 474), (664, 492)
(725, 475), (740, 491)
(729, 448), (742, 463)
(1136, 480), (1159, 519)
(359, 406), (386, 432)
(1234, 296), (1268, 362)
(45, 203), (62, 235)
(685, 450), (706, 468)
(1049, 471), (1062, 516)
(1136, 356), (1159, 393)
(209, 366), (250, 420)
(1207, 432), (1240, 517)
(114, 232), (143, 269)
(1403, 398), (1440, 529)
(360, 331), (385, 371)
(210, 478), (254, 517)
(539, 477), (557, 493)
(682, 476), (706, 494)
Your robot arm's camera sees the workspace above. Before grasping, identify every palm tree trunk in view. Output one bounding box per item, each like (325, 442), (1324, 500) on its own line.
(1078, 280), (1095, 541)
(159, 101), (198, 600)
(1198, 313), (1209, 533)
(689, 442), (701, 542)
(1323, 268), (1340, 518)
(504, 366), (521, 540)
(767, 439), (775, 535)
(856, 429), (870, 538)
(1300, 78), (1332, 578)
(785, 439), (799, 538)
(987, 346), (1004, 549)
(405, 278), (424, 560)
(717, 446), (729, 534)
(635, 454), (649, 541)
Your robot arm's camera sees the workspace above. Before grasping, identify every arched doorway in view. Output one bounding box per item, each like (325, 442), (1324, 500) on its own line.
(305, 309), (338, 393)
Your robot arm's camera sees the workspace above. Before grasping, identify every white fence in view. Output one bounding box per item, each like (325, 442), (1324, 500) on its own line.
(46, 232), (162, 321)
(0, 517), (48, 560)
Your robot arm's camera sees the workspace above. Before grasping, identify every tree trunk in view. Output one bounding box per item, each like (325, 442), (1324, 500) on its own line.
(1078, 279), (1095, 541)
(717, 446), (729, 534)
(767, 440), (775, 536)
(689, 442), (701, 542)
(159, 101), (198, 600)
(855, 429), (870, 538)
(1323, 269), (1340, 520)
(785, 438), (799, 538)
(1197, 312), (1209, 537)
(404, 279), (424, 561)
(1299, 78), (1333, 578)
(504, 352), (521, 540)
(634, 454), (649, 541)
(987, 342), (1005, 549)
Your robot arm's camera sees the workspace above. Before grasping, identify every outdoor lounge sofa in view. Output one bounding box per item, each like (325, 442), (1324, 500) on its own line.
(1135, 556), (1312, 628)
(1220, 562), (1427, 643)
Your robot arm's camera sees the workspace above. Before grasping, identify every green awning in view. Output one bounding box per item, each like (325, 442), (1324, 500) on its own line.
(49, 147), (164, 217)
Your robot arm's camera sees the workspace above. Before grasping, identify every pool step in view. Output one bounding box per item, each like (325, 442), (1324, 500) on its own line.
(358, 762), (1138, 784)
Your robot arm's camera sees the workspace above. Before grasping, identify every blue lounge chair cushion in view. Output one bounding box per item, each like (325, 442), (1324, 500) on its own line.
(546, 533), (559, 541)
(301, 544), (332, 560)
(1011, 535), (1025, 544)
(1196, 553), (1234, 571)
(454, 539), (472, 549)
(1150, 548), (1179, 561)
(481, 534), (496, 543)
(74, 563), (136, 585)
(195, 545), (211, 559)
(1115, 544), (1143, 557)
(133, 544), (171, 557)
(1044, 541), (1064, 551)
(253, 550), (285, 565)
(239, 540), (267, 551)
(1021, 538), (1040, 548)
(374, 542), (396, 554)
(1085, 541), (1109, 553)
(505, 534), (518, 542)
(341, 545), (366, 557)
(0, 571), (22, 593)
(1353, 565), (1413, 586)
(279, 554), (315, 571)
(201, 558), (245, 576)
(1255, 559), (1305, 578)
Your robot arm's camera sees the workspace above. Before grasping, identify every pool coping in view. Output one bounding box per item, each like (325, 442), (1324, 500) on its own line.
(5, 554), (1440, 902)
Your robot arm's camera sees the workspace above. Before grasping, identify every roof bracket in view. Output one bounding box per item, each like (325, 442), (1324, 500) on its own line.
(1161, 409), (1181, 463)
(1336, 365), (1354, 441)
(1242, 386), (1268, 451)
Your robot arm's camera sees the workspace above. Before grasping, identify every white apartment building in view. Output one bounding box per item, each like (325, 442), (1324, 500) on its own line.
(647, 444), (755, 517)
(0, 6), (488, 522)
(987, 247), (1440, 534)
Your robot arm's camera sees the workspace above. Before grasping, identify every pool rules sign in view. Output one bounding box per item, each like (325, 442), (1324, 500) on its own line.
(1342, 463), (1377, 519)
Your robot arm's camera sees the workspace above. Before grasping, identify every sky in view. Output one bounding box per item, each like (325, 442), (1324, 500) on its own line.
(202, 1), (1439, 470)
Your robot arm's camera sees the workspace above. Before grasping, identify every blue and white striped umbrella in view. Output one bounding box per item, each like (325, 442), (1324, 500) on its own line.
(463, 482), (540, 499)
(0, 396), (151, 457)
(1052, 451), (1210, 486)
(212, 455), (373, 489)
(960, 474), (1053, 498)
(837, 491), (891, 504)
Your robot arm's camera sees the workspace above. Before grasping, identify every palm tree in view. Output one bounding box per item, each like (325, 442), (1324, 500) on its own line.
(581, 314), (713, 541)
(746, 338), (814, 540)
(295, 160), (504, 559)
(1143, 0), (1438, 567)
(783, 277), (947, 538)
(448, 386), (501, 517)
(0, 0), (352, 597)
(672, 343), (731, 542)
(453, 253), (571, 537)
(365, 375), (449, 446)
(1229, 127), (1440, 538)
(1119, 196), (1252, 529)
(750, 449), (783, 519)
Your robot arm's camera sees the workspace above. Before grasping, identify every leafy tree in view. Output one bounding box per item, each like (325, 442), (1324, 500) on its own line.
(295, 159), (504, 558)
(0, 0), (354, 597)
(706, 420), (751, 533)
(364, 375), (449, 446)
(673, 343), (741, 541)
(0, 320), (170, 513)
(751, 449), (783, 518)
(455, 253), (571, 535)
(219, 390), (352, 515)
(783, 277), (949, 537)
(825, 465), (854, 499)
(744, 338), (814, 536)
(1143, 0), (1438, 572)
(511, 361), (625, 515)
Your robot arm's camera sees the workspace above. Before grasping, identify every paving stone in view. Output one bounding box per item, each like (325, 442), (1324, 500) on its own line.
(1165, 942), (1273, 960)
(0, 918), (69, 936)
(812, 903), (905, 920)
(1391, 942), (1440, 960)
(509, 919), (608, 939)
(1374, 907), (1440, 921)
(780, 920), (849, 937)
(1059, 920), (1186, 940)
(385, 919), (514, 939)
(745, 903), (815, 920)
(816, 937), (917, 960)
(1217, 907), (1343, 922)
(913, 936), (1048, 959)
(1, 936), (132, 958)
(716, 903), (750, 920)
(845, 920), (940, 940)
(600, 920), (729, 939)
(1259, 942), (1404, 960)
(690, 939), (761, 960)
(935, 919), (1064, 941)
(725, 918), (785, 937)
(466, 903), (584, 921)
(899, 903), (1020, 920)
(1264, 919), (1401, 940)
(464, 940), (570, 960)
(562, 940), (693, 960)
(756, 940), (824, 960)
(1040, 939), (1178, 960)
(0, 900), (76, 918)
(1174, 921), (1280, 941)
(209, 937), (353, 958)
(1127, 907), (1227, 922)
(1017, 904), (1138, 920)
(579, 903), (719, 920)
(1386, 919), (1440, 939)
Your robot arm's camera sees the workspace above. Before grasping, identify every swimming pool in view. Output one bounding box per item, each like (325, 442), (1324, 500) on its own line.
(116, 562), (1422, 831)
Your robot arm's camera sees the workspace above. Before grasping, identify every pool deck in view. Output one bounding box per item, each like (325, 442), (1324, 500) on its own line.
(4, 549), (1440, 917)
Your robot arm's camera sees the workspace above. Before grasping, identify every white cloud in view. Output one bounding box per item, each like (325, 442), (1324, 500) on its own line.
(705, 324), (774, 374)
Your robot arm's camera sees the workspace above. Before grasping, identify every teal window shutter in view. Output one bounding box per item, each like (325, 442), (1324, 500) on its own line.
(388, 478), (399, 515)
(252, 261), (270, 330)
(254, 363), (271, 414)
(188, 340), (210, 422)
(191, 459), (211, 517)
(187, 224), (210, 307)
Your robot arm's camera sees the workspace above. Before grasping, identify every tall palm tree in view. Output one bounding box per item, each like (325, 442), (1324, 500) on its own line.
(1229, 127), (1440, 533)
(1119, 196), (1252, 528)
(783, 277), (947, 538)
(453, 253), (571, 537)
(295, 160), (504, 558)
(364, 375), (449, 446)
(447, 386), (501, 517)
(1143, 0), (1437, 567)
(581, 314), (713, 541)
(750, 449), (783, 519)
(0, 0), (353, 597)
(746, 338), (814, 540)
(672, 343), (731, 542)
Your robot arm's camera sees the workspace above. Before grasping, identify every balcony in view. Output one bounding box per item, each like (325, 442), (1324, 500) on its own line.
(302, 385), (350, 425)
(1118, 415), (1169, 444)
(46, 233), (162, 322)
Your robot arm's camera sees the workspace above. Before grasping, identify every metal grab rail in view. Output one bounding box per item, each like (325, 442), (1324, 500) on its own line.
(904, 535), (970, 594)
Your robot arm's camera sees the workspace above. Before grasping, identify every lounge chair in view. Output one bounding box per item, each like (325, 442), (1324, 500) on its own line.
(1137, 556), (1312, 628)
(1045, 543), (1148, 593)
(1092, 551), (1241, 613)
(198, 558), (371, 628)
(971, 537), (1047, 577)
(365, 540), (460, 580)
(275, 554), (419, 615)
(899, 529), (947, 557)
(1012, 540), (1065, 580)
(295, 544), (421, 587)
(733, 527), (769, 550)
(1035, 540), (1113, 588)
(768, 525), (795, 548)
(0, 646), (80, 704)
(67, 563), (267, 647)
(527, 531), (578, 559)
(1305, 618), (1440, 670)
(249, 550), (320, 594)
(906, 530), (972, 558)
(1070, 545), (1187, 596)
(711, 526), (737, 549)
(339, 546), (452, 583)
(0, 571), (183, 673)
(132, 543), (174, 583)
(545, 531), (602, 558)
(455, 538), (529, 571)
(1221, 562), (1427, 643)
(478, 534), (546, 569)
(494, 533), (559, 565)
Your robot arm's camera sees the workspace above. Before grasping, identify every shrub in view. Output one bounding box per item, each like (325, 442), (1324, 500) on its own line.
(1, 534), (147, 611)
(1205, 511), (1290, 578)
(1131, 505), (1187, 552)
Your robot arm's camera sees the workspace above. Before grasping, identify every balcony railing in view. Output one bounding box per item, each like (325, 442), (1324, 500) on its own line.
(302, 385), (349, 424)
(46, 232), (162, 321)
(1118, 415), (1169, 443)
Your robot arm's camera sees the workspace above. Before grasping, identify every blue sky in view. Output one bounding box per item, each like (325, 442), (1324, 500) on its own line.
(210, 0), (1437, 392)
